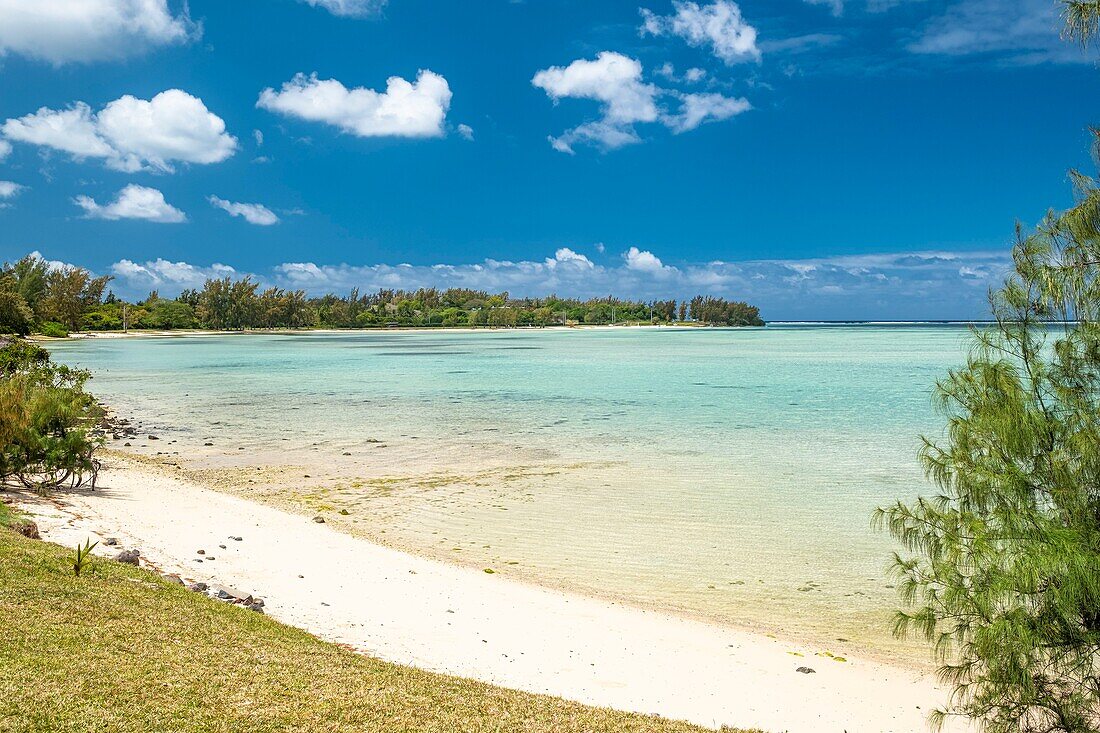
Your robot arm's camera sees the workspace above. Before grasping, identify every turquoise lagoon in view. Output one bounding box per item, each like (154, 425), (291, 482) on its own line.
(47, 325), (971, 660)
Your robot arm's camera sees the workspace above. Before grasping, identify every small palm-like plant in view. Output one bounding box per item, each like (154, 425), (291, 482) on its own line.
(73, 539), (97, 577)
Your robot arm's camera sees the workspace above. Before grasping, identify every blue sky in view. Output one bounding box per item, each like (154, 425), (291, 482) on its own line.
(0, 0), (1097, 319)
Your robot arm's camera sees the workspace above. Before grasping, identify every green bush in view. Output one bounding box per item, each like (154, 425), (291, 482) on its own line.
(137, 299), (196, 329)
(0, 339), (102, 494)
(82, 309), (123, 331)
(0, 287), (33, 336)
(37, 321), (69, 338)
(439, 307), (466, 327)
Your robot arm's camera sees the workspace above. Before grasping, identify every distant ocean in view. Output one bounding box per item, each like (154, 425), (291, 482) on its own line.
(48, 324), (973, 660)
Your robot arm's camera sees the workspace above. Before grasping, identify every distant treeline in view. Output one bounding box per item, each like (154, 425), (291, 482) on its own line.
(0, 256), (765, 335)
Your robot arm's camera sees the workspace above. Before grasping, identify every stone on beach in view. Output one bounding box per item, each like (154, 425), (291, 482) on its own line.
(213, 585), (253, 604)
(12, 520), (40, 540)
(115, 549), (140, 565)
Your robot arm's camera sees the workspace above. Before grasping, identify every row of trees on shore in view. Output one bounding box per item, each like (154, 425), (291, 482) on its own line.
(0, 256), (764, 335)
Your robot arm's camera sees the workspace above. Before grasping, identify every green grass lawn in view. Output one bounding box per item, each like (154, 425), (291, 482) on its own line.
(0, 522), (756, 733)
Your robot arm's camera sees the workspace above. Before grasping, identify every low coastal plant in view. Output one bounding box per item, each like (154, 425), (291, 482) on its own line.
(0, 339), (103, 494)
(36, 321), (68, 339)
(73, 539), (97, 577)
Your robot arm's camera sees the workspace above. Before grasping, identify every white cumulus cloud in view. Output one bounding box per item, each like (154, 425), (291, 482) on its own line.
(0, 0), (196, 65)
(457, 123), (475, 141)
(208, 196), (280, 226)
(0, 139), (11, 160)
(534, 52), (660, 128)
(640, 1), (761, 64)
(624, 246), (672, 273)
(545, 247), (595, 269)
(532, 51), (749, 153)
(2, 89), (237, 173)
(112, 257), (236, 289)
(257, 71), (453, 139)
(74, 184), (186, 223)
(532, 52), (658, 152)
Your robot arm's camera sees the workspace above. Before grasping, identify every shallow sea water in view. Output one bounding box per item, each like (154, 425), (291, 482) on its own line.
(47, 325), (971, 661)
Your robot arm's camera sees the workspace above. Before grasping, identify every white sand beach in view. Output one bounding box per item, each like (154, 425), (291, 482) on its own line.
(17, 457), (969, 733)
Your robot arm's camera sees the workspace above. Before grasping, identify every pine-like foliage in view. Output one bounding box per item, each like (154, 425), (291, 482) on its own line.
(0, 340), (103, 494)
(875, 148), (1100, 731)
(1064, 1), (1100, 45)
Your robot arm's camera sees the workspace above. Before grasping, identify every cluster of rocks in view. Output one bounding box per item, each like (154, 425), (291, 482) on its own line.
(94, 412), (140, 442)
(95, 410), (173, 447)
(186, 581), (266, 613)
(6, 501), (266, 615)
(107, 541), (265, 613)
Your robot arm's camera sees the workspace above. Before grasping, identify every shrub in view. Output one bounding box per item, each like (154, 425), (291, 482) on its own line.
(0, 339), (102, 494)
(0, 288), (33, 336)
(37, 321), (69, 338)
(82, 309), (123, 331)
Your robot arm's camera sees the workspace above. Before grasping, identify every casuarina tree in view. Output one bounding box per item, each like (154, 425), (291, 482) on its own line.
(874, 5), (1100, 731)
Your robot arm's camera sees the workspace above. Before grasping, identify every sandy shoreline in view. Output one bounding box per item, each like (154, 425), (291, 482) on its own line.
(13, 457), (969, 732)
(112, 447), (926, 667)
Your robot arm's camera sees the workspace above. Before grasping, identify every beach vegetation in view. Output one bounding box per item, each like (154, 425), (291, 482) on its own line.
(875, 6), (1100, 731)
(876, 150), (1100, 732)
(687, 296), (766, 327)
(0, 284), (34, 336)
(0, 255), (765, 334)
(0, 526), (747, 733)
(36, 321), (68, 338)
(72, 538), (97, 577)
(0, 339), (103, 494)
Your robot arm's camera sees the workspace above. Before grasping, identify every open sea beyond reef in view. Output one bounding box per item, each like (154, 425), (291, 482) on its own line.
(46, 324), (974, 662)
